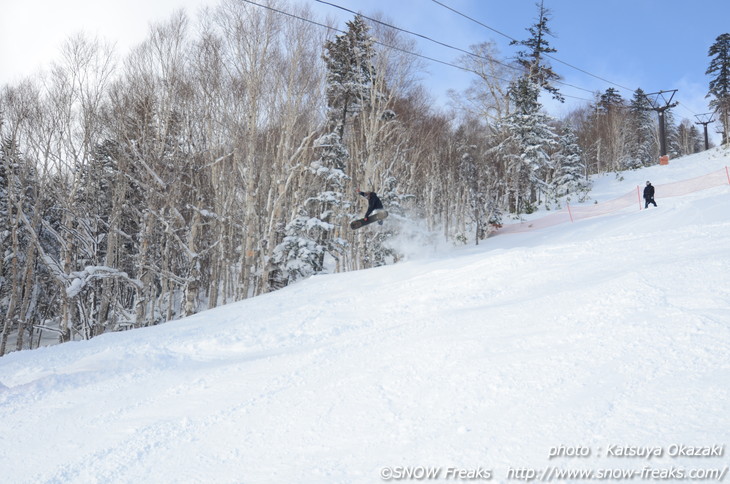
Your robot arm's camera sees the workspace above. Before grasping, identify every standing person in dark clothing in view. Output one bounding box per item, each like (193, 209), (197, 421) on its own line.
(357, 189), (384, 223)
(644, 181), (657, 208)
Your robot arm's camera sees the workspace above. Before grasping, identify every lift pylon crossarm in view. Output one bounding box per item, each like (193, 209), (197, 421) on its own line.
(694, 112), (717, 151)
(644, 89), (679, 111)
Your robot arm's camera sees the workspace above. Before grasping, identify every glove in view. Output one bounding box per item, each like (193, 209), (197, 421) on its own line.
(364, 217), (368, 221)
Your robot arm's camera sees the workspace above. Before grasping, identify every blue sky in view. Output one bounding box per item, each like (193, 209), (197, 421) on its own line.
(3, 0), (728, 134)
(314, 0), (729, 124)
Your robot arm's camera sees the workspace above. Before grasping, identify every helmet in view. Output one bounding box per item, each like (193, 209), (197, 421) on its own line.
(646, 181), (651, 185)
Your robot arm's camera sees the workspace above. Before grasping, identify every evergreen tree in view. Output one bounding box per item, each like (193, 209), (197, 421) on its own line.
(689, 124), (704, 153)
(272, 15), (377, 286)
(550, 123), (590, 204)
(323, 14), (376, 139)
(598, 88), (624, 114)
(510, 0), (563, 102)
(270, 213), (331, 285)
(492, 76), (558, 213)
(706, 33), (730, 144)
(664, 108), (680, 158)
(272, 133), (350, 286)
(622, 88), (656, 169)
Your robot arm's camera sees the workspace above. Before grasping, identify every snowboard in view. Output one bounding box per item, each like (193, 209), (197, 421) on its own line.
(350, 211), (388, 230)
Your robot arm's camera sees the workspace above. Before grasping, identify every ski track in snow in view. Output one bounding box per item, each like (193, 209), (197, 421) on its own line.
(1, 149), (730, 483)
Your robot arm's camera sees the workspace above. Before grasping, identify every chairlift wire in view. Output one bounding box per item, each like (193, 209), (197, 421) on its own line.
(431, 0), (635, 93)
(430, 0), (715, 120)
(314, 0), (594, 95)
(239, 0), (601, 104)
(239, 0), (521, 88)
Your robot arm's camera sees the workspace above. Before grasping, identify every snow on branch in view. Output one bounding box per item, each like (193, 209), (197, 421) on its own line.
(66, 266), (143, 299)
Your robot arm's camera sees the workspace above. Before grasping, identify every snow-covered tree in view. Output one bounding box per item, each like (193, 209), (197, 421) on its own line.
(0, 135), (11, 279)
(706, 33), (730, 144)
(323, 14), (376, 139)
(621, 88), (656, 169)
(272, 14), (379, 284)
(677, 119), (703, 155)
(270, 215), (329, 285)
(271, 132), (350, 286)
(492, 76), (558, 213)
(663, 107), (680, 159)
(550, 123), (590, 204)
(454, 121), (501, 243)
(0, 134), (15, 354)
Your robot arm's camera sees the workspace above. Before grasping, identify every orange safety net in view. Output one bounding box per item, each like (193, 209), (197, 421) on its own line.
(496, 167), (730, 235)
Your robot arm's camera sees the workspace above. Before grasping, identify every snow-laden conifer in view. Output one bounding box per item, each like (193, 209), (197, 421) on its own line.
(550, 123), (590, 205)
(492, 77), (558, 214)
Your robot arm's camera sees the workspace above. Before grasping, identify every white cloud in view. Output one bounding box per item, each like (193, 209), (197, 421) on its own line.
(0, 0), (218, 85)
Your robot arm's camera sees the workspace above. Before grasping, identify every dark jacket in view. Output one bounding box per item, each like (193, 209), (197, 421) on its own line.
(643, 184), (655, 199)
(359, 191), (383, 218)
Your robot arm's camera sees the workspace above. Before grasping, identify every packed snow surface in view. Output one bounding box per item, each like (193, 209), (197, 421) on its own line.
(1, 149), (730, 483)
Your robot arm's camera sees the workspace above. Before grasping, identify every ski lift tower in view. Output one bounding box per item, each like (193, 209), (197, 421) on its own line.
(694, 112), (716, 151)
(644, 90), (678, 163)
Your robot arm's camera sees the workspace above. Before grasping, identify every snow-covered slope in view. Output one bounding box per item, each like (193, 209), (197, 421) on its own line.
(2, 149), (730, 483)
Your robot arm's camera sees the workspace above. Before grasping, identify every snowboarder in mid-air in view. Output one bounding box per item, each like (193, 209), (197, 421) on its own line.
(644, 181), (657, 208)
(350, 189), (388, 229)
(358, 189), (384, 222)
